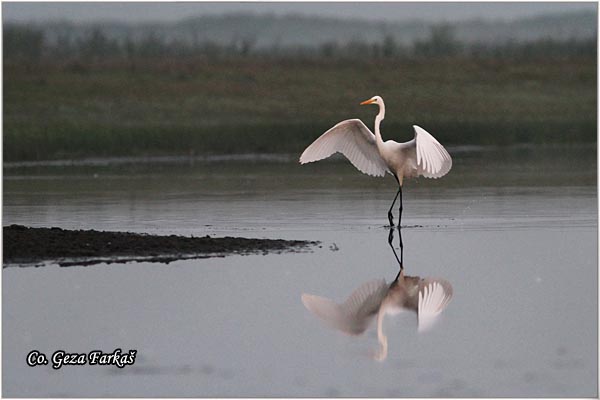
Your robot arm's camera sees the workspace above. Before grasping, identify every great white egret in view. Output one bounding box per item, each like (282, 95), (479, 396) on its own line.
(301, 271), (453, 361)
(300, 96), (452, 266)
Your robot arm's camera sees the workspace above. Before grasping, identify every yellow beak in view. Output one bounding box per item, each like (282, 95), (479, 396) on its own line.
(360, 98), (376, 105)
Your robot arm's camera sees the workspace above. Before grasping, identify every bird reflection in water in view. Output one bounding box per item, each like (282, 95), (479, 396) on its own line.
(302, 228), (452, 361)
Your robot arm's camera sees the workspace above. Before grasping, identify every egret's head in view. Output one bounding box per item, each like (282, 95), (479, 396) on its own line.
(360, 96), (383, 106)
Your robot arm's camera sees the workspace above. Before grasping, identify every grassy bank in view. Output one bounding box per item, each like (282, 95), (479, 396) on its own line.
(3, 57), (596, 161)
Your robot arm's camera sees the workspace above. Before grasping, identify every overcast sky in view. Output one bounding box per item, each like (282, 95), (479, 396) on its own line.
(2, 2), (596, 23)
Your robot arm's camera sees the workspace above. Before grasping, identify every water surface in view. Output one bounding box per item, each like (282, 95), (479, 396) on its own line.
(3, 145), (597, 397)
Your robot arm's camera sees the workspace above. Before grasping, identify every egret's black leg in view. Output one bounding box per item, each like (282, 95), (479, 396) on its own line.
(387, 225), (402, 270)
(398, 185), (403, 229)
(388, 187), (401, 227)
(393, 264), (403, 282)
(397, 224), (404, 268)
(388, 180), (405, 278)
(398, 186), (404, 266)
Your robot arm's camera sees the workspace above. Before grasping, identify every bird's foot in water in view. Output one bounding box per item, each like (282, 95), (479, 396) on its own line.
(384, 223), (404, 229)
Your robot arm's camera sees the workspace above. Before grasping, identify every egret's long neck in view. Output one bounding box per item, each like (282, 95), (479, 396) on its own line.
(374, 103), (385, 146)
(375, 309), (388, 361)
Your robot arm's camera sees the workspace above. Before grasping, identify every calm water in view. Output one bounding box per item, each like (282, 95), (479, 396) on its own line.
(3, 145), (597, 397)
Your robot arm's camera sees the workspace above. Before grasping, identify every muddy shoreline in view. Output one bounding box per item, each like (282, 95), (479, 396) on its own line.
(3, 225), (319, 267)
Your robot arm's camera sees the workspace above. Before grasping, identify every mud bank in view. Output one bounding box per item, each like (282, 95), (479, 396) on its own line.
(3, 225), (319, 267)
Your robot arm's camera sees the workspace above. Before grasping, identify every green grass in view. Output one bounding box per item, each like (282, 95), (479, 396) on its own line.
(3, 57), (596, 161)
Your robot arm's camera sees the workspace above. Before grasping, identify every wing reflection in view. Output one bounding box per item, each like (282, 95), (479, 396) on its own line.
(302, 270), (452, 361)
(302, 279), (389, 336)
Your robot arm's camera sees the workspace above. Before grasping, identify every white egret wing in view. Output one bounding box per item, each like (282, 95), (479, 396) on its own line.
(301, 279), (388, 335)
(417, 278), (453, 332)
(413, 125), (452, 179)
(300, 119), (390, 177)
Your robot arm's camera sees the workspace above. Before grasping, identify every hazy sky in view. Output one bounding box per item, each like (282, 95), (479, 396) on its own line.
(2, 2), (596, 23)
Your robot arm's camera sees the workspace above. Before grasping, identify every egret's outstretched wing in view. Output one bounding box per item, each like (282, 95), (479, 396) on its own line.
(413, 125), (452, 179)
(301, 279), (388, 335)
(300, 119), (390, 177)
(417, 278), (453, 332)
(341, 279), (389, 324)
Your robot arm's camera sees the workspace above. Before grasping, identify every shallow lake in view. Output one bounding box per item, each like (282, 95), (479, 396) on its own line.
(3, 145), (597, 397)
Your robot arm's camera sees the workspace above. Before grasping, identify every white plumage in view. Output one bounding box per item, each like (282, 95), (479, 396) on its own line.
(299, 119), (389, 177)
(417, 279), (454, 333)
(302, 272), (453, 361)
(301, 279), (388, 335)
(413, 125), (453, 179)
(300, 95), (452, 230)
(300, 96), (452, 185)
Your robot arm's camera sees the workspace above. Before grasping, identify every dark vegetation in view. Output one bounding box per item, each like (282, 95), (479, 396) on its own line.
(3, 224), (319, 267)
(5, 17), (596, 63)
(3, 15), (597, 161)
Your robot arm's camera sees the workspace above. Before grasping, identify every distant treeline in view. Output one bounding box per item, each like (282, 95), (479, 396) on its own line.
(4, 23), (596, 64)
